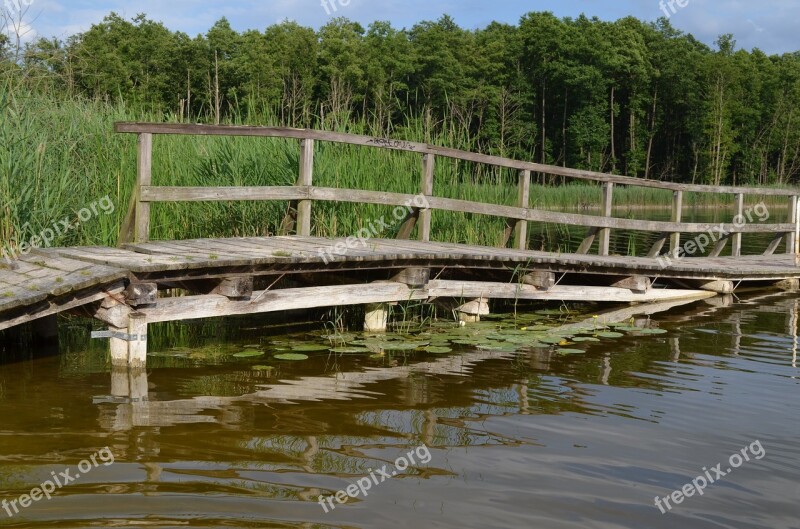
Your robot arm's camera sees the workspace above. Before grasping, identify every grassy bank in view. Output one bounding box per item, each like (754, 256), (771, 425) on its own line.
(1, 82), (793, 252)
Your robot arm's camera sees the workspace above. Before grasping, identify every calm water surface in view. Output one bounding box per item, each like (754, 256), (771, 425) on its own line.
(0, 289), (798, 528)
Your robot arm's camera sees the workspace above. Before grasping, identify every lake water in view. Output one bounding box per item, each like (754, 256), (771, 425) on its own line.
(0, 288), (798, 528)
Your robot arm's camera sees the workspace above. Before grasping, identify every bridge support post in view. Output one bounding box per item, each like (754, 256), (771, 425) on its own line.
(109, 313), (148, 368)
(457, 298), (489, 323)
(364, 303), (389, 332)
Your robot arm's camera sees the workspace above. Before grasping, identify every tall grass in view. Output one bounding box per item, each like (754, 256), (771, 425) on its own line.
(1, 80), (791, 252)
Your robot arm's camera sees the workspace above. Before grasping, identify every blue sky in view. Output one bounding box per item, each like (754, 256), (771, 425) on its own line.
(5, 0), (799, 54)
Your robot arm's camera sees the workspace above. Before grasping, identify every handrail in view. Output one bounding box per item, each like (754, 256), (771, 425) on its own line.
(115, 122), (799, 197)
(115, 122), (800, 260)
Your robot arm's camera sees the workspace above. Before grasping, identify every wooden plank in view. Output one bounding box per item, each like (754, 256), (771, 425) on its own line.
(670, 190), (683, 255)
(140, 186), (308, 202)
(598, 182), (614, 256)
(708, 234), (730, 257)
(135, 133), (153, 243)
(140, 283), (428, 323)
(426, 279), (715, 303)
(419, 154), (435, 242)
(522, 271), (556, 289)
(514, 170), (531, 250)
(0, 282), (125, 332)
(647, 233), (668, 258)
(789, 195), (799, 255)
(763, 233), (784, 256)
(732, 193), (744, 257)
(297, 139), (314, 236)
(577, 227), (598, 254)
(114, 123), (798, 197)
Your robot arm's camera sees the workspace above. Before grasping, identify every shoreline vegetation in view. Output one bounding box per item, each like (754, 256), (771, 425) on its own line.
(1, 11), (798, 250)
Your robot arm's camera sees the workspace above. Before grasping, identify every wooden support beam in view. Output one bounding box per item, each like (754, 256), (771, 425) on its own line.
(128, 313), (148, 368)
(109, 313), (148, 368)
(426, 280), (715, 303)
(522, 271), (556, 290)
(670, 190), (683, 255)
(763, 233), (784, 256)
(675, 279), (734, 294)
(514, 170), (531, 250)
(774, 278), (799, 291)
(90, 296), (134, 328)
(364, 303), (389, 332)
(577, 227), (599, 254)
(598, 182), (614, 256)
(134, 132), (153, 243)
(212, 277), (253, 299)
(609, 276), (651, 293)
(140, 283), (427, 323)
(396, 209), (419, 240)
(787, 195), (798, 254)
(125, 282), (157, 307)
(709, 234), (730, 257)
(456, 298), (489, 323)
(390, 267), (430, 288)
(419, 154), (435, 242)
(297, 138), (314, 237)
(647, 233), (668, 258)
(732, 193), (744, 257)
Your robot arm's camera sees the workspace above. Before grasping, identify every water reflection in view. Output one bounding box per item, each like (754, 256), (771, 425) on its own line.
(0, 292), (798, 528)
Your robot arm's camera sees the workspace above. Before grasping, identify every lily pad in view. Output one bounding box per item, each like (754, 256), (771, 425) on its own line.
(540, 336), (566, 345)
(292, 344), (330, 352)
(330, 347), (371, 354)
(383, 342), (427, 351)
(629, 328), (668, 335)
(425, 346), (453, 354)
(274, 353), (309, 361)
(557, 348), (585, 355)
(596, 331), (624, 338)
(572, 337), (601, 343)
(233, 349), (265, 358)
(252, 365), (275, 371)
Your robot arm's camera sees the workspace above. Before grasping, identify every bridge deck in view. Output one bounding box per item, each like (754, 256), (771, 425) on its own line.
(0, 236), (798, 333)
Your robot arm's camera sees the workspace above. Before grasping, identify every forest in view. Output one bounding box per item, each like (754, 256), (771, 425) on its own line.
(3, 11), (799, 186)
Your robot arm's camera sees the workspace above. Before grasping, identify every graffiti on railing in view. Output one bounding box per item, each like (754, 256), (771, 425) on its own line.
(366, 138), (416, 150)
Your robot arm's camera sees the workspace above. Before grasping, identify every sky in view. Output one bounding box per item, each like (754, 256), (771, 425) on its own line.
(3, 0), (799, 55)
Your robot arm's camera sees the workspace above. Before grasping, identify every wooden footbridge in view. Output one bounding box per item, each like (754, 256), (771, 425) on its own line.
(2, 123), (800, 367)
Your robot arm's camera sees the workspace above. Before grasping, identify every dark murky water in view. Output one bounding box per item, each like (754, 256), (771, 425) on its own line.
(0, 289), (798, 528)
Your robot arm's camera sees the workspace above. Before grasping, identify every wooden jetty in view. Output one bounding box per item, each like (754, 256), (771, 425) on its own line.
(2, 123), (800, 367)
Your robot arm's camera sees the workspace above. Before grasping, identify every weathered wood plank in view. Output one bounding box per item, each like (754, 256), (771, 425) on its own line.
(114, 123), (799, 197)
(426, 279), (713, 303)
(140, 186), (308, 202)
(135, 132), (153, 243)
(140, 283), (428, 323)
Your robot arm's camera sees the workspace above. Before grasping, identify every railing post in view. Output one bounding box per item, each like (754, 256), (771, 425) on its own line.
(297, 138), (314, 237)
(787, 195), (798, 255)
(514, 170), (531, 250)
(731, 193), (744, 257)
(419, 153), (435, 242)
(598, 182), (614, 256)
(134, 133), (153, 243)
(670, 190), (683, 256)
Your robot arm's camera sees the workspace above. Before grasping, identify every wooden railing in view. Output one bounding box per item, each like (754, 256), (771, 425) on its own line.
(115, 123), (800, 259)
